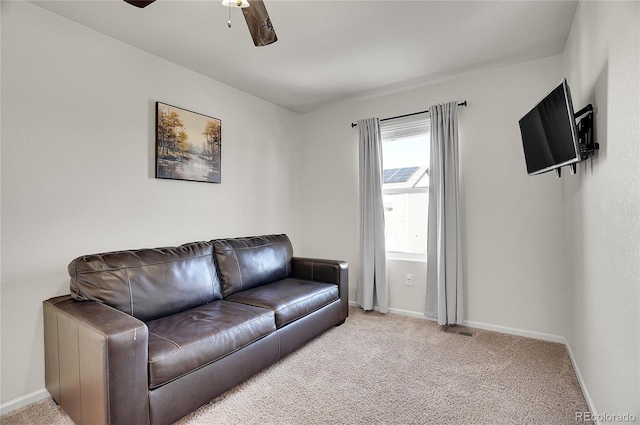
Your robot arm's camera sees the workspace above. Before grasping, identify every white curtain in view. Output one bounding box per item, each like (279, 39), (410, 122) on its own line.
(425, 102), (463, 325)
(357, 118), (388, 313)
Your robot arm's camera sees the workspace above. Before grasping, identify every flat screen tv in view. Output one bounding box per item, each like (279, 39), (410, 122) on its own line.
(518, 78), (580, 175)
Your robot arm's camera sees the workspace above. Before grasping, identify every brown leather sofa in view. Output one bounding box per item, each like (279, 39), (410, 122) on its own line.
(43, 234), (348, 425)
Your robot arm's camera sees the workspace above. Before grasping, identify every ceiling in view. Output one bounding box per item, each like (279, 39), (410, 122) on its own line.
(29, 0), (578, 114)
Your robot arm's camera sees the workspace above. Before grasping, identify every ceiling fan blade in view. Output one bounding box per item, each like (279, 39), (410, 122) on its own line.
(123, 0), (157, 8)
(242, 0), (277, 47)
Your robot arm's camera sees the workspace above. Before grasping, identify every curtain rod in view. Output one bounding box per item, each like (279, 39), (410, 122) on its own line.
(350, 100), (467, 128)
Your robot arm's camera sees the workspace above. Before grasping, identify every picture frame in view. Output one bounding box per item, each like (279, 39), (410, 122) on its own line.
(155, 102), (221, 183)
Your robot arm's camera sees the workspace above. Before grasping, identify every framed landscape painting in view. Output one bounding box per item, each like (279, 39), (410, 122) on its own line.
(155, 102), (221, 183)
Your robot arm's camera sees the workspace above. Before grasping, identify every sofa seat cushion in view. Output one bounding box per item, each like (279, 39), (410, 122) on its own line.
(225, 278), (339, 328)
(146, 300), (275, 389)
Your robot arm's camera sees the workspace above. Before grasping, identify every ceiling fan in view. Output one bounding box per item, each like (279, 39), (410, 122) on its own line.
(123, 0), (278, 47)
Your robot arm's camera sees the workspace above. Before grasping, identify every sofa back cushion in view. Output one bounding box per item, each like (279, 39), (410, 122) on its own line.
(69, 242), (221, 322)
(212, 234), (293, 298)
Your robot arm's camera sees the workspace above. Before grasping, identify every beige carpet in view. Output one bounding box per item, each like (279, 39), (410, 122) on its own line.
(2, 308), (591, 424)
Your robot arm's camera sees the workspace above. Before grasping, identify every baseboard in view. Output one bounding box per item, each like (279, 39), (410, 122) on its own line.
(0, 388), (49, 416)
(350, 302), (564, 343)
(348, 301), (433, 320)
(349, 301), (437, 321)
(349, 302), (570, 341)
(388, 307), (437, 321)
(462, 319), (566, 344)
(564, 339), (601, 425)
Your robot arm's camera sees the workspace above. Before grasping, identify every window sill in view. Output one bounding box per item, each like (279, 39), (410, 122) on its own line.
(386, 253), (427, 263)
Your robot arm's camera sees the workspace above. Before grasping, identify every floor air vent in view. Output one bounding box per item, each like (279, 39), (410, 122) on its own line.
(442, 326), (473, 337)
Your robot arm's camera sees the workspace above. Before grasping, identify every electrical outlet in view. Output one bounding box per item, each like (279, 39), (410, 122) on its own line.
(405, 274), (413, 286)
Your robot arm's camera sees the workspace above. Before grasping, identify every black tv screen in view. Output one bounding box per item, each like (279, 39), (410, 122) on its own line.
(518, 79), (579, 175)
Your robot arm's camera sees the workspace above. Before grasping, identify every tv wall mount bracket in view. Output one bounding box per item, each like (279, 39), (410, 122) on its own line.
(556, 104), (599, 177)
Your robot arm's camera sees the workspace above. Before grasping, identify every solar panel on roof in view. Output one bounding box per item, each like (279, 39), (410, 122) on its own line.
(383, 168), (400, 182)
(383, 166), (419, 183)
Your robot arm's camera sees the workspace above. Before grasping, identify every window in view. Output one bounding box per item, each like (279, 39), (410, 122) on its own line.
(381, 116), (429, 260)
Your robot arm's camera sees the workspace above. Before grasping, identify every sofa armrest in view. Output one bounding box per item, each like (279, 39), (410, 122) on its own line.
(291, 257), (349, 321)
(44, 295), (149, 425)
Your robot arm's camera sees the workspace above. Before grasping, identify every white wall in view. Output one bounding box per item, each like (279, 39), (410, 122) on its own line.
(386, 259), (427, 315)
(562, 1), (639, 417)
(297, 55), (569, 334)
(0, 1), (299, 404)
